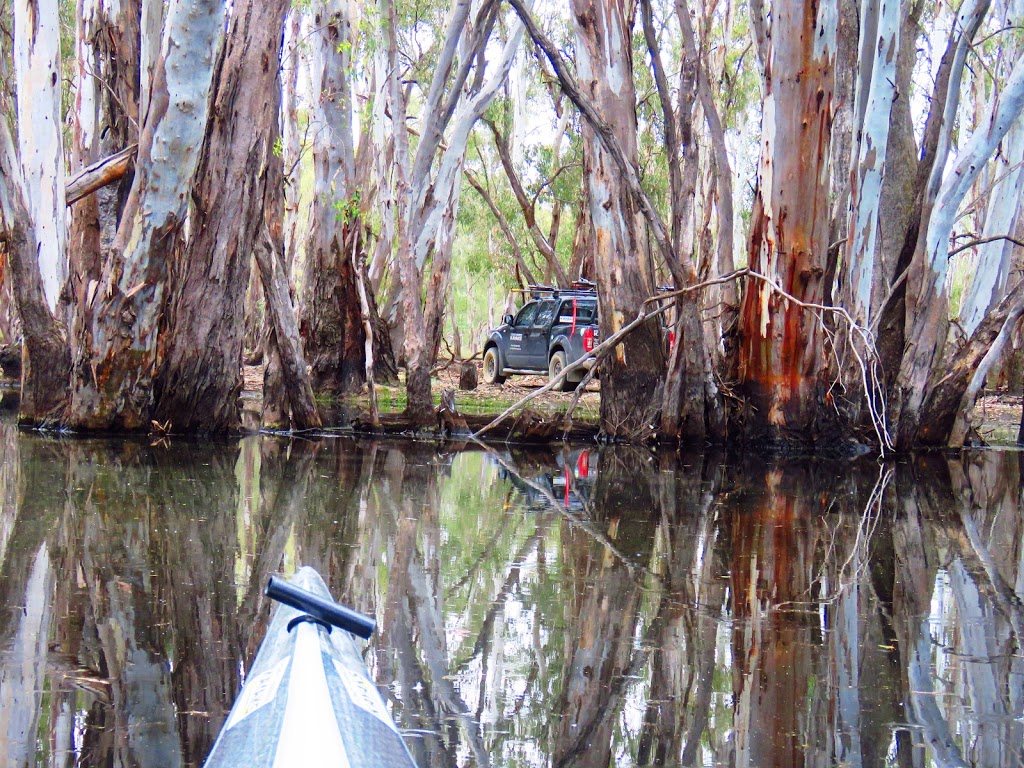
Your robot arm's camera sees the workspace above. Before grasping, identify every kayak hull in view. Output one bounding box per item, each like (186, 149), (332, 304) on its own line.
(203, 567), (415, 768)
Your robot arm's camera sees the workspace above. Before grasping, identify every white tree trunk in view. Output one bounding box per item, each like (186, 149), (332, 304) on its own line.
(410, 16), (527, 270)
(281, 6), (304, 272)
(14, 0), (66, 312)
(844, 0), (900, 324)
(923, 57), (1024, 300)
(959, 116), (1024, 335)
(895, 46), (1024, 445)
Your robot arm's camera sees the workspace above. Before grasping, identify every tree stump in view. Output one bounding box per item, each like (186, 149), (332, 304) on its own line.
(459, 361), (478, 390)
(436, 388), (468, 435)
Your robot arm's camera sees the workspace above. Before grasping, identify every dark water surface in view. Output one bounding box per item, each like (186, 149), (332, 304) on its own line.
(0, 424), (1022, 767)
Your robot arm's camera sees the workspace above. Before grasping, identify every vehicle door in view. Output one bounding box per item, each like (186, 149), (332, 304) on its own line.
(526, 300), (558, 369)
(505, 302), (539, 368)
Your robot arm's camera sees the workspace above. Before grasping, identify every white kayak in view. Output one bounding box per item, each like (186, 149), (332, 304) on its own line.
(203, 567), (416, 768)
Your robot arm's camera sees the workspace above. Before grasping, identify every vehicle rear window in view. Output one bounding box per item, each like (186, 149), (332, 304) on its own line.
(559, 299), (597, 324)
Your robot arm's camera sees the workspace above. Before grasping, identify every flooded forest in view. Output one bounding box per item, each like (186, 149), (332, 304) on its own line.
(0, 426), (1022, 766)
(1, 0), (1024, 766)
(0, 0), (1021, 450)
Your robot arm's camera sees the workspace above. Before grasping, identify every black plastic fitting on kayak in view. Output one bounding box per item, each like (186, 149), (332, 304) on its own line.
(266, 575), (376, 639)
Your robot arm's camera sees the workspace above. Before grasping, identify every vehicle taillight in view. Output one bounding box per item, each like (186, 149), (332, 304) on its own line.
(583, 327), (595, 352)
(576, 450), (590, 478)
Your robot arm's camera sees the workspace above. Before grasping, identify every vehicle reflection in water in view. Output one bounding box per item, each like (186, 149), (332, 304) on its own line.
(0, 424), (1021, 767)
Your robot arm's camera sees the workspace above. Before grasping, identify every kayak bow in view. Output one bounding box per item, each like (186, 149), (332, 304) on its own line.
(203, 567), (415, 768)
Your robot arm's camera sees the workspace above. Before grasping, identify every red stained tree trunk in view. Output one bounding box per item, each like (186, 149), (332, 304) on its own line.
(736, 0), (837, 447)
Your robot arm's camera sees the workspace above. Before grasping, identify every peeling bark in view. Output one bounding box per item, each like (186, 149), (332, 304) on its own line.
(299, 0), (369, 398)
(572, 0), (664, 440)
(736, 0), (838, 446)
(69, 0), (226, 431)
(68, 0), (140, 317)
(894, 48), (1024, 447)
(153, 0), (290, 433)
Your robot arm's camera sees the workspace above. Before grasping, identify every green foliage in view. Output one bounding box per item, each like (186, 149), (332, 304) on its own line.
(333, 190), (361, 224)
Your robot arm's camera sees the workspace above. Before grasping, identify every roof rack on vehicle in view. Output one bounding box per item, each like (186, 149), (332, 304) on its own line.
(513, 281), (598, 300)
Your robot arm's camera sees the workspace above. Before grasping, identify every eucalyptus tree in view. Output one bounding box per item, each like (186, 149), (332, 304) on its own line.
(67, 0), (225, 430)
(859, 0), (1024, 448)
(734, 0), (838, 446)
(567, 0), (670, 441)
(68, 0), (140, 317)
(152, 0), (301, 432)
(640, 0), (733, 442)
(0, 0), (69, 423)
(382, 0), (532, 422)
(299, 0), (384, 398)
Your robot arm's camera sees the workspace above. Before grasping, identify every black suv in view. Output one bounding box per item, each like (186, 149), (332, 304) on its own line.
(482, 285), (600, 391)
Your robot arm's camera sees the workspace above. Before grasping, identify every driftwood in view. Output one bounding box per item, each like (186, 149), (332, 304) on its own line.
(65, 145), (137, 206)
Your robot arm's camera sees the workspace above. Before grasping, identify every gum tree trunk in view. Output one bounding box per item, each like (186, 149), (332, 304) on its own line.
(3, 0), (70, 424)
(69, 0), (225, 430)
(299, 0), (369, 397)
(894, 48), (1024, 447)
(385, 0), (528, 423)
(0, 127), (69, 423)
(735, 0), (838, 447)
(14, 0), (66, 313)
(958, 114), (1024, 336)
(152, 0), (290, 432)
(572, 0), (665, 441)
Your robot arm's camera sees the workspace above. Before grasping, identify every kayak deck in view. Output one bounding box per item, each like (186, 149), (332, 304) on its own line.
(203, 567), (415, 768)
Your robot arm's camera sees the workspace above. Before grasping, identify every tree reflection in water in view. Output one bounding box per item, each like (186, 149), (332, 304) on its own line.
(0, 423), (1021, 767)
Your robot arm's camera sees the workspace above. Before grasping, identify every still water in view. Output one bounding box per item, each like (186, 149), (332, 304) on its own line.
(0, 423), (1021, 767)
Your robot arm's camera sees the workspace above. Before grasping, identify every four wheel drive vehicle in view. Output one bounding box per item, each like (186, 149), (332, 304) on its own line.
(482, 285), (600, 391)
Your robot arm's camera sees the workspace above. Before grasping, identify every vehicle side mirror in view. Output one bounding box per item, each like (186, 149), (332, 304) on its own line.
(503, 314), (514, 325)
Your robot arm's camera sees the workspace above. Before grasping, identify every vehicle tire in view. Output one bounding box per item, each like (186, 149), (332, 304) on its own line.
(483, 347), (505, 385)
(548, 350), (575, 392)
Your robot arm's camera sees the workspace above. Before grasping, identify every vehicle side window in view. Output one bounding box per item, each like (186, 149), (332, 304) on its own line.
(514, 303), (539, 327)
(534, 301), (557, 327)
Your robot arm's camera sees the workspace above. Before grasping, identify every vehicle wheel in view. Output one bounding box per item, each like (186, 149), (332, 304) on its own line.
(483, 347), (505, 385)
(548, 350), (575, 392)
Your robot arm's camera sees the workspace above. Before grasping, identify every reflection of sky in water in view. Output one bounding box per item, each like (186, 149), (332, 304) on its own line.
(0, 432), (1021, 766)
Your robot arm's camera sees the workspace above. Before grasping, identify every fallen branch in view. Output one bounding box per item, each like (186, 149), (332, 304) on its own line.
(474, 267), (894, 452)
(473, 270), (749, 438)
(65, 145), (137, 206)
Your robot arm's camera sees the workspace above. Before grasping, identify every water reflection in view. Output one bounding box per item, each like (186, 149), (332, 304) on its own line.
(0, 425), (1021, 767)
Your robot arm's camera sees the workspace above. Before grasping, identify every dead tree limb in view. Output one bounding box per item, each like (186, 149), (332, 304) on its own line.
(473, 270), (750, 438)
(354, 246), (379, 428)
(65, 144), (137, 206)
(475, 268), (894, 451)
